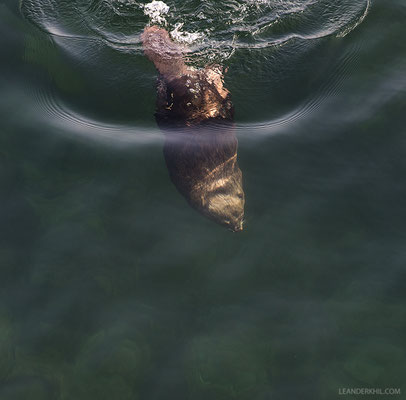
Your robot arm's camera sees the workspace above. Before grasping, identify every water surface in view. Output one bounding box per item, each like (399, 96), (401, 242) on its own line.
(1, 0), (406, 399)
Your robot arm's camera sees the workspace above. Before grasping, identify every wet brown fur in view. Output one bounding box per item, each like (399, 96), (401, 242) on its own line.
(142, 26), (244, 231)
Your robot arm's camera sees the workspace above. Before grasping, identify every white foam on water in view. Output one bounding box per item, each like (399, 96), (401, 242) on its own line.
(170, 23), (205, 44)
(142, 0), (169, 25)
(247, 0), (270, 6)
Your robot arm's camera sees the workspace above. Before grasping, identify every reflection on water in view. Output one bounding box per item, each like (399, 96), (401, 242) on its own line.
(142, 26), (244, 231)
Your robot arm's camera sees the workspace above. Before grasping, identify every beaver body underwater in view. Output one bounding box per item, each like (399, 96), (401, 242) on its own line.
(142, 26), (244, 231)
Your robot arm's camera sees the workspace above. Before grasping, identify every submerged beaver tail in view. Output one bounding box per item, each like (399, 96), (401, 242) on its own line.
(141, 26), (187, 77)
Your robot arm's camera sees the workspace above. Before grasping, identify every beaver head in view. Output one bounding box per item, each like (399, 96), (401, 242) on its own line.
(195, 169), (245, 232)
(185, 149), (244, 232)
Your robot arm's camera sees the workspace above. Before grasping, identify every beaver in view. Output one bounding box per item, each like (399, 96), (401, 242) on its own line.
(142, 26), (244, 231)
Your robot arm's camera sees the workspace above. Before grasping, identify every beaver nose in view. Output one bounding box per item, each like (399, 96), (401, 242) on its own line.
(233, 220), (244, 232)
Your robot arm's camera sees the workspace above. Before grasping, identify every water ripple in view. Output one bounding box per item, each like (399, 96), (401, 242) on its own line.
(18, 0), (371, 142)
(28, 85), (160, 145)
(21, 0), (371, 63)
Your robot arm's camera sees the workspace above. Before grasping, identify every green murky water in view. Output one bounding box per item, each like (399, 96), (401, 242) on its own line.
(1, 0), (406, 398)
